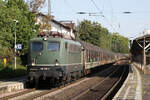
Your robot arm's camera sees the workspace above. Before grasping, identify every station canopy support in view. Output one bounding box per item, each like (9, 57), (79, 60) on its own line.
(130, 34), (150, 69)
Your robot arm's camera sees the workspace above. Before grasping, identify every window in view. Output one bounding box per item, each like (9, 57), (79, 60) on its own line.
(68, 44), (81, 52)
(47, 42), (60, 51)
(32, 42), (43, 51)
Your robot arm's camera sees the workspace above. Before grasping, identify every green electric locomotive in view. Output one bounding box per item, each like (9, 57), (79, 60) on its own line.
(28, 37), (83, 86)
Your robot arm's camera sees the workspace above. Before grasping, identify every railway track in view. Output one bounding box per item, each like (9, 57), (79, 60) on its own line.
(0, 76), (87, 100)
(35, 64), (128, 100)
(0, 88), (36, 100)
(0, 62), (129, 100)
(72, 64), (129, 100)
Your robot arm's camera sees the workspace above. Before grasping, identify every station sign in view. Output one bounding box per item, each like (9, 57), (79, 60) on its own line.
(16, 44), (22, 50)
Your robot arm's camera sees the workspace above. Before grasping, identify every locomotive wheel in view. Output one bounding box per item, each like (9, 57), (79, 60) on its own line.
(78, 71), (82, 78)
(28, 79), (35, 88)
(66, 74), (71, 84)
(57, 77), (63, 87)
(35, 78), (39, 88)
(75, 71), (80, 80)
(57, 78), (62, 87)
(50, 78), (55, 87)
(76, 72), (79, 80)
(71, 72), (76, 81)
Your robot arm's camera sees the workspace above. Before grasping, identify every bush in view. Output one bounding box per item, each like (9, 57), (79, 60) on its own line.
(0, 62), (3, 68)
(0, 47), (14, 65)
(0, 64), (27, 79)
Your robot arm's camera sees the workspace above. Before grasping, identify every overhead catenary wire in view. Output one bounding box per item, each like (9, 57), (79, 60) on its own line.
(102, 0), (105, 13)
(89, 0), (117, 32)
(107, 0), (114, 23)
(90, 0), (102, 13)
(63, 0), (77, 12)
(106, 0), (119, 32)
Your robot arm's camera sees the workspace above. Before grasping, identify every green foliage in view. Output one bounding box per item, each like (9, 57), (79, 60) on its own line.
(0, 0), (40, 55)
(77, 20), (112, 50)
(76, 20), (129, 53)
(0, 64), (27, 79)
(111, 33), (129, 53)
(0, 46), (14, 64)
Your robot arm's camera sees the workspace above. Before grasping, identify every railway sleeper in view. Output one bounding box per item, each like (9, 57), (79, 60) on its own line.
(66, 74), (71, 84)
(70, 71), (81, 81)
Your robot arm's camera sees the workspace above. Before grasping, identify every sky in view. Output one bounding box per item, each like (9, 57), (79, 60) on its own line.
(31, 0), (150, 39)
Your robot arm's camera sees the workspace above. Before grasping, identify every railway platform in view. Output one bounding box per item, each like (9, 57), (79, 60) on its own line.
(1, 63), (150, 100)
(113, 63), (150, 100)
(0, 76), (27, 94)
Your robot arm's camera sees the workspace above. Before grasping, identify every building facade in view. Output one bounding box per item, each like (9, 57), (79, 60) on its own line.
(35, 13), (76, 40)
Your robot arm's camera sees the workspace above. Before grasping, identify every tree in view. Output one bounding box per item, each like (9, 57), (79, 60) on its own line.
(77, 20), (112, 50)
(76, 20), (129, 53)
(0, 0), (40, 55)
(0, 0), (40, 65)
(111, 33), (129, 53)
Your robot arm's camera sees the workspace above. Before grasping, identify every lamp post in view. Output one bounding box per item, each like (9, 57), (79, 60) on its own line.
(14, 20), (18, 69)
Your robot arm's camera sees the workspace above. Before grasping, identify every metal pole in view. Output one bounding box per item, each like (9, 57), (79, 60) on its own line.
(143, 37), (146, 70)
(77, 19), (80, 40)
(48, 0), (51, 33)
(129, 40), (132, 62)
(48, 0), (51, 16)
(14, 20), (18, 69)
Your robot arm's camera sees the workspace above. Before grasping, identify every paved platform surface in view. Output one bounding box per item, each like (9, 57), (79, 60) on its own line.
(0, 76), (27, 94)
(113, 63), (150, 100)
(134, 63), (150, 99)
(113, 63), (142, 100)
(142, 74), (150, 100)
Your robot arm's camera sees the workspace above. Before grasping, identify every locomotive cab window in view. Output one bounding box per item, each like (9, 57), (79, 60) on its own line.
(47, 42), (60, 51)
(32, 42), (43, 51)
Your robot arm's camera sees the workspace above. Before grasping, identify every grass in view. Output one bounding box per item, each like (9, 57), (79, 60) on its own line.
(0, 64), (27, 79)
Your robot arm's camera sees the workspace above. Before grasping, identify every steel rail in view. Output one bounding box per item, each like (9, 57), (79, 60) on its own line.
(71, 65), (118, 100)
(71, 64), (128, 100)
(101, 65), (128, 100)
(23, 77), (87, 100)
(0, 88), (36, 100)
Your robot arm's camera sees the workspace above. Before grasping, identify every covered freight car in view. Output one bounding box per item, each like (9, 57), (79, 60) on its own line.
(79, 41), (116, 74)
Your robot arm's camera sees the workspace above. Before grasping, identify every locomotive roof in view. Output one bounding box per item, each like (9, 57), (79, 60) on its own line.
(30, 37), (115, 55)
(30, 37), (81, 46)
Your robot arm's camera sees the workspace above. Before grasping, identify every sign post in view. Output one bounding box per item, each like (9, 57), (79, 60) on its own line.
(14, 20), (18, 69)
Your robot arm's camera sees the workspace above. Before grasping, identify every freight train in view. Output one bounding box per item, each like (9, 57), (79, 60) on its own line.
(27, 37), (124, 87)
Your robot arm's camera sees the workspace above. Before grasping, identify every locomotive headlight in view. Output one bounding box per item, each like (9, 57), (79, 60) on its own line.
(55, 59), (59, 66)
(32, 58), (35, 66)
(43, 37), (47, 41)
(32, 62), (35, 66)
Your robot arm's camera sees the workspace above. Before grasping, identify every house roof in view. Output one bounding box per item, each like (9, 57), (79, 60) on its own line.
(35, 13), (77, 32)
